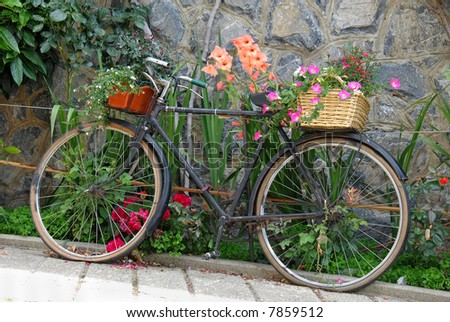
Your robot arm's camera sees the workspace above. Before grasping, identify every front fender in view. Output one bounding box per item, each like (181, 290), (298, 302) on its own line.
(248, 131), (408, 217)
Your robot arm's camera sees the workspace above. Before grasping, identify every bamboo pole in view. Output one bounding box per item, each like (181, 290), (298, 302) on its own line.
(1, 159), (449, 216)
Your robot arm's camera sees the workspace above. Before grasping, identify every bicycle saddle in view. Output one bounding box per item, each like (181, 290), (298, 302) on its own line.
(250, 92), (270, 108)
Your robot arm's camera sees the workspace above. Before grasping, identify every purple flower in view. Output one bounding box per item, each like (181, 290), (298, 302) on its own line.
(338, 90), (351, 100)
(294, 66), (308, 77)
(308, 64), (320, 75)
(390, 78), (401, 90)
(311, 83), (322, 95)
(310, 97), (320, 105)
(288, 110), (302, 123)
(348, 81), (362, 91)
(267, 91), (280, 102)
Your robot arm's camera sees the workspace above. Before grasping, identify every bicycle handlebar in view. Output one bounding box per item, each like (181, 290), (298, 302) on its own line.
(177, 76), (207, 88)
(145, 57), (207, 89)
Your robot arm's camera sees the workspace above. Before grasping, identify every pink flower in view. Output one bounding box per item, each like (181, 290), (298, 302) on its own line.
(267, 91), (280, 101)
(338, 90), (351, 100)
(343, 61), (349, 68)
(311, 83), (322, 95)
(254, 130), (261, 141)
(173, 193), (192, 208)
(288, 110), (302, 123)
(390, 78), (401, 90)
(296, 81), (303, 87)
(307, 64), (320, 75)
(106, 237), (125, 253)
(294, 66), (308, 77)
(310, 97), (320, 105)
(347, 81), (362, 91)
(262, 104), (268, 114)
(137, 208), (149, 221)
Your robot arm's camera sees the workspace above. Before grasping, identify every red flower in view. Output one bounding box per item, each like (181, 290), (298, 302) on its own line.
(163, 209), (171, 221)
(173, 193), (192, 208)
(440, 177), (448, 186)
(106, 237), (125, 252)
(111, 207), (128, 222)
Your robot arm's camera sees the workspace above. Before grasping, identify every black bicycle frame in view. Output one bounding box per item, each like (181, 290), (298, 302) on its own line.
(146, 104), (322, 224)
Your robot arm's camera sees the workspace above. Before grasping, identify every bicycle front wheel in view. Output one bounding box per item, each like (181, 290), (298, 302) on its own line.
(30, 121), (167, 262)
(253, 136), (409, 291)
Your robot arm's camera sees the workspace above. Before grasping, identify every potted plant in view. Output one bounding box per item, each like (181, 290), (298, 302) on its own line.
(201, 36), (401, 134)
(78, 66), (156, 122)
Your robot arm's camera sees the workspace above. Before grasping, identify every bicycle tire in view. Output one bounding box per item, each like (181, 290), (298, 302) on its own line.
(30, 121), (167, 262)
(253, 136), (409, 292)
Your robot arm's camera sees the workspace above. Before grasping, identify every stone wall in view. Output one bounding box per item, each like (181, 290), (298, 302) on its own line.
(144, 0), (450, 173)
(0, 83), (51, 207)
(0, 0), (449, 207)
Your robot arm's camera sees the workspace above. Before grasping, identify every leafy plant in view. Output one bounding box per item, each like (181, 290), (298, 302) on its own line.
(0, 206), (38, 237)
(397, 69), (449, 260)
(77, 66), (141, 123)
(0, 0), (53, 97)
(0, 138), (20, 158)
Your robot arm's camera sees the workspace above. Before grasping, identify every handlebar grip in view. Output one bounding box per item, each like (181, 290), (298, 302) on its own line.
(145, 57), (170, 68)
(190, 79), (207, 88)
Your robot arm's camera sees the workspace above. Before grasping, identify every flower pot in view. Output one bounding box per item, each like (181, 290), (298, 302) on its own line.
(128, 86), (156, 114)
(108, 91), (133, 109)
(108, 86), (156, 115)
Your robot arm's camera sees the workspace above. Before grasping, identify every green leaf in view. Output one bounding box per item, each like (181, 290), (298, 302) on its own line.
(50, 9), (67, 22)
(22, 50), (47, 74)
(0, 0), (22, 8)
(32, 23), (44, 33)
(3, 146), (21, 154)
(22, 31), (36, 47)
(40, 41), (51, 53)
(10, 57), (23, 85)
(19, 10), (31, 26)
(0, 27), (19, 53)
(50, 104), (61, 138)
(22, 59), (37, 81)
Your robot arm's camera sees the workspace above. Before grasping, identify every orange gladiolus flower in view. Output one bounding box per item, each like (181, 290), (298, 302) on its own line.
(249, 82), (256, 94)
(241, 56), (255, 75)
(251, 71), (260, 81)
(226, 73), (235, 83)
(215, 56), (233, 72)
(236, 131), (244, 139)
(232, 34), (255, 51)
(231, 121), (241, 127)
(209, 46), (229, 62)
(217, 80), (226, 91)
(202, 63), (218, 77)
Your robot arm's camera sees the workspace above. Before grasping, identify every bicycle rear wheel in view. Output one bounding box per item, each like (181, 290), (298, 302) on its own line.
(30, 121), (167, 262)
(253, 136), (409, 291)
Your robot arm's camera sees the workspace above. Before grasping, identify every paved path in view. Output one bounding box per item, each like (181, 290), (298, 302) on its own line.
(1, 235), (449, 303)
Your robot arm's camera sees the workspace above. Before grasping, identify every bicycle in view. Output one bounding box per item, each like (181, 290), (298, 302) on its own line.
(30, 57), (410, 292)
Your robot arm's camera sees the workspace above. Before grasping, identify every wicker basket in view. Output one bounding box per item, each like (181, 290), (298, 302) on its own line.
(296, 75), (371, 132)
